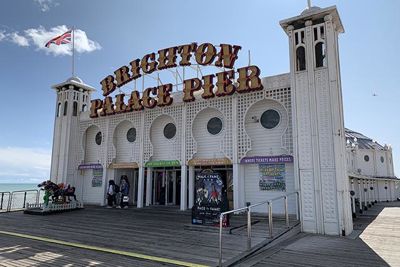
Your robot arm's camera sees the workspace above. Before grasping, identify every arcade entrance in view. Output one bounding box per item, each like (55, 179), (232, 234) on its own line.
(152, 168), (181, 206)
(114, 168), (138, 206)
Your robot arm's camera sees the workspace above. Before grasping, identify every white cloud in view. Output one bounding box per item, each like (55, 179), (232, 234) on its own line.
(0, 147), (51, 183)
(9, 32), (29, 47)
(0, 31), (5, 41)
(25, 25), (101, 56)
(33, 0), (59, 12)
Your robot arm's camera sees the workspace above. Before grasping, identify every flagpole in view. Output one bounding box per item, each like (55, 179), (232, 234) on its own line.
(72, 26), (75, 77)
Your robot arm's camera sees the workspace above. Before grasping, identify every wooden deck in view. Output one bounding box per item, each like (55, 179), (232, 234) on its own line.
(0, 205), (298, 266)
(235, 201), (400, 267)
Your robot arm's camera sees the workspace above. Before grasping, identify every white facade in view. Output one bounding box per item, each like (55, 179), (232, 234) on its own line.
(49, 5), (398, 236)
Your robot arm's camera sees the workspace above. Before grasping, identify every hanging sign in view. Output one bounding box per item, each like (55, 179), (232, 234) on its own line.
(90, 42), (264, 118)
(192, 170), (229, 226)
(259, 164), (286, 191)
(241, 155), (293, 164)
(92, 168), (103, 187)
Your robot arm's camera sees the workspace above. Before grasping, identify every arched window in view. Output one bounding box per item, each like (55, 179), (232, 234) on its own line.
(82, 104), (87, 112)
(315, 42), (326, 68)
(63, 101), (68, 116)
(296, 46), (306, 71)
(57, 103), (61, 117)
(73, 101), (78, 116)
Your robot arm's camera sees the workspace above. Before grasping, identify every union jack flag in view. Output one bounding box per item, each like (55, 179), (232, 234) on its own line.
(45, 30), (72, 48)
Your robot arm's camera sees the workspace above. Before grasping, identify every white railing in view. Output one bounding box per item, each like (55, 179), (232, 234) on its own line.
(218, 191), (300, 266)
(26, 201), (83, 212)
(0, 192), (11, 212)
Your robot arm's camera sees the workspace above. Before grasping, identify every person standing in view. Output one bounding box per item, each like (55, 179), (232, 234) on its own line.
(120, 175), (130, 209)
(106, 180), (117, 208)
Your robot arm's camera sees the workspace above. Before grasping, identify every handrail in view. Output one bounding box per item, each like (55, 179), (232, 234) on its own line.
(218, 191), (299, 266)
(8, 190), (40, 212)
(0, 192), (11, 211)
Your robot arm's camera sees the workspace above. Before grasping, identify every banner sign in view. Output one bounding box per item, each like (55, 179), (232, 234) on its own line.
(259, 164), (286, 191)
(92, 168), (103, 187)
(109, 162), (139, 169)
(192, 170), (229, 226)
(188, 158), (232, 166)
(240, 155), (293, 164)
(145, 160), (180, 168)
(78, 163), (103, 170)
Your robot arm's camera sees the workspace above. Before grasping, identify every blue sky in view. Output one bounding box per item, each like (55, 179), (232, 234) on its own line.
(0, 0), (399, 183)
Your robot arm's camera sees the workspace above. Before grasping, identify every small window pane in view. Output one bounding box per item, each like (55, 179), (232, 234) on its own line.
(73, 101), (78, 116)
(260, 110), (280, 129)
(207, 117), (223, 135)
(364, 155), (369, 162)
(127, 128), (136, 143)
(380, 156), (384, 163)
(164, 123), (176, 139)
(95, 132), (102, 145)
(63, 101), (68, 116)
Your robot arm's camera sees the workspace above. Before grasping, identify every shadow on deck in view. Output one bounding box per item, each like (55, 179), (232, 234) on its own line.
(0, 205), (299, 266)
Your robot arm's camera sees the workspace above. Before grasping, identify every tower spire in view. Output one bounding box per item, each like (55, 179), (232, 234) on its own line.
(307, 0), (312, 9)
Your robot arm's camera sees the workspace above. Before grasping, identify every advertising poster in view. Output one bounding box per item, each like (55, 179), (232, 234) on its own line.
(92, 168), (103, 187)
(192, 170), (229, 226)
(259, 164), (286, 191)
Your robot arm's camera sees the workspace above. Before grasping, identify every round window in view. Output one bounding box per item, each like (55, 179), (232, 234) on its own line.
(364, 155), (369, 162)
(127, 128), (136, 143)
(380, 156), (384, 163)
(95, 132), (102, 145)
(207, 117), (223, 135)
(163, 123), (176, 139)
(260, 110), (280, 129)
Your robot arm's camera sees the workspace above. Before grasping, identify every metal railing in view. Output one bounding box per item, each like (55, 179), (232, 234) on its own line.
(218, 191), (300, 266)
(4, 190), (40, 212)
(0, 192), (11, 212)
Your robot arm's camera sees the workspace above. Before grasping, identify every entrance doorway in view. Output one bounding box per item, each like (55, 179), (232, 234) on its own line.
(114, 168), (138, 205)
(152, 168), (181, 206)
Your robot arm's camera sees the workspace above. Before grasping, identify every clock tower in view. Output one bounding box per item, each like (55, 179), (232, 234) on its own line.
(50, 77), (95, 187)
(280, 6), (353, 235)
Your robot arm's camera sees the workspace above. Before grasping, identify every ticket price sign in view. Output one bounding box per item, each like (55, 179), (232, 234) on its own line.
(192, 170), (229, 226)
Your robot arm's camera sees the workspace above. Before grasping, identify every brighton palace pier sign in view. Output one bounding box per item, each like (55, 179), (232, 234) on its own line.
(90, 43), (263, 117)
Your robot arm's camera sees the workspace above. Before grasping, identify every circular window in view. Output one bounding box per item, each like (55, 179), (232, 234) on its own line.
(95, 132), (102, 145)
(207, 117), (223, 135)
(364, 155), (369, 162)
(127, 128), (136, 143)
(380, 156), (384, 163)
(163, 123), (176, 139)
(260, 110), (280, 129)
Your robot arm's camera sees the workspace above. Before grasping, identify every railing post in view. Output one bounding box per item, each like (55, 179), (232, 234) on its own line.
(7, 193), (13, 212)
(23, 192), (27, 209)
(268, 201), (273, 238)
(247, 207), (251, 250)
(296, 192), (300, 221)
(219, 214), (223, 267)
(1, 193), (3, 210)
(284, 196), (289, 228)
(36, 190), (40, 205)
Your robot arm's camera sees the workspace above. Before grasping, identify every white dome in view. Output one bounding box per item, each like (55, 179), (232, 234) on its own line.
(301, 6), (321, 15)
(66, 76), (83, 84)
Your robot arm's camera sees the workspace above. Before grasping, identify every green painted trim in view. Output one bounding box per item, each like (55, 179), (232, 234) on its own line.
(145, 160), (181, 167)
(0, 230), (208, 267)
